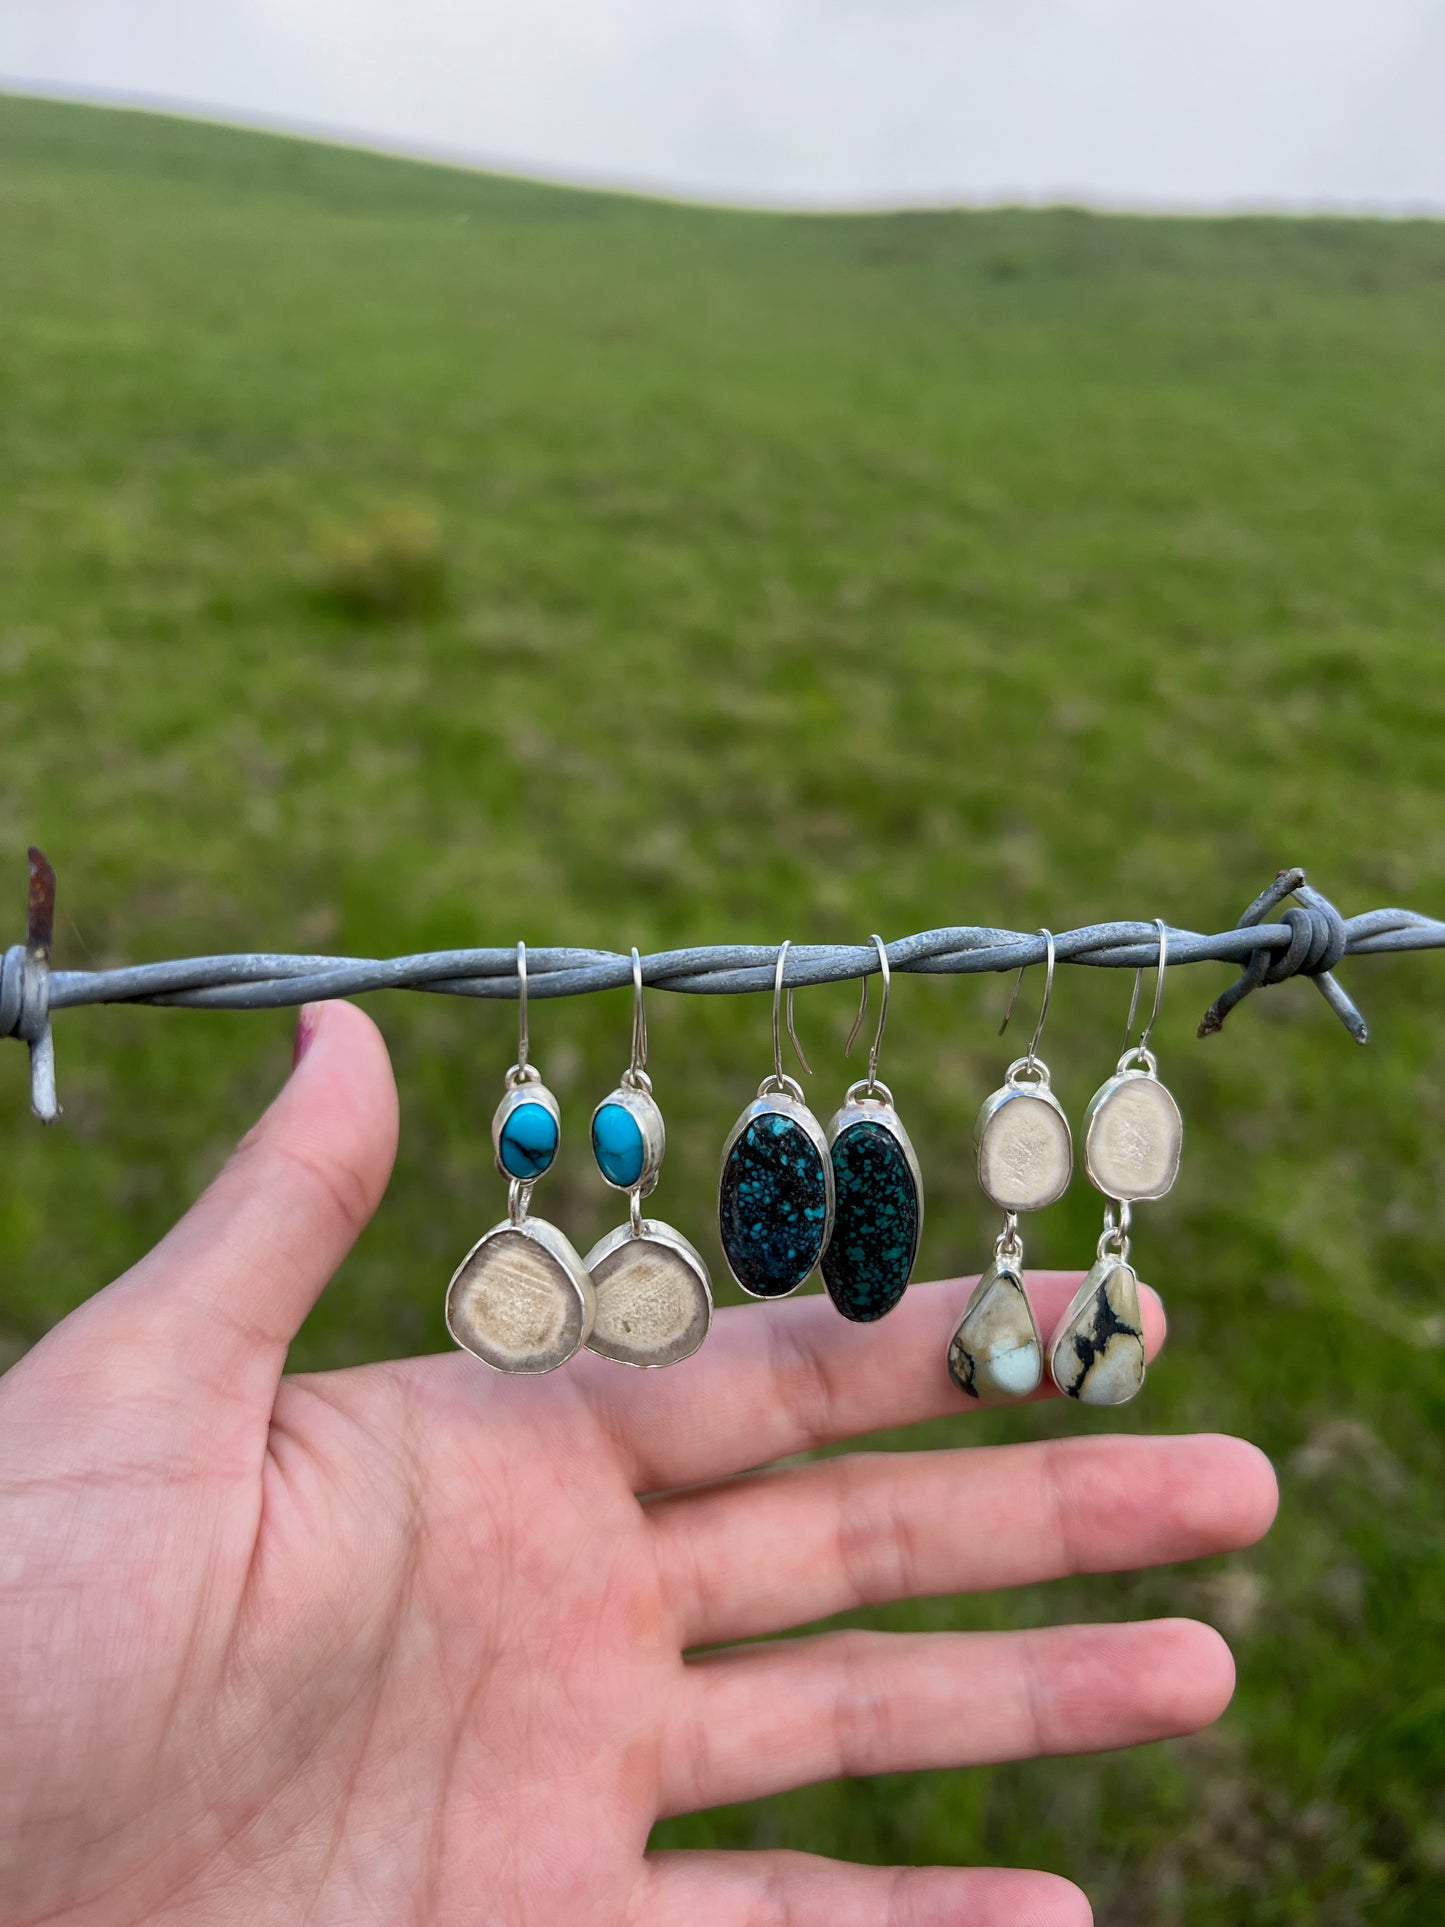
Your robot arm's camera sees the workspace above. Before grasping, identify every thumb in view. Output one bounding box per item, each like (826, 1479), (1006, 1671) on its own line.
(30, 1000), (399, 1417)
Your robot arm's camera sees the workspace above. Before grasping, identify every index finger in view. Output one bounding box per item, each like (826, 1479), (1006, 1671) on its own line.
(573, 1271), (1167, 1493)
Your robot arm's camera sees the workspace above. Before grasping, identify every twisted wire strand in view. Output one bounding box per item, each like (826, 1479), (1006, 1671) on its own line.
(4, 853), (1442, 1124)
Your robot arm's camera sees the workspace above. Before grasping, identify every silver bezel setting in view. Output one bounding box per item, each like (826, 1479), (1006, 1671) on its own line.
(583, 1217), (714, 1368)
(589, 1080), (665, 1197)
(445, 1213), (596, 1375)
(973, 1060), (1073, 1214)
(1081, 1063), (1183, 1203)
(490, 1072), (562, 1185)
(824, 1080), (926, 1253)
(947, 1256), (1044, 1402)
(1046, 1254), (1146, 1406)
(718, 1082), (837, 1299)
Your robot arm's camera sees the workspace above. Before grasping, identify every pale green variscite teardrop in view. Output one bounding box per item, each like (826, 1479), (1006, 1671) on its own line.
(1048, 1257), (1146, 1405)
(947, 1260), (1043, 1401)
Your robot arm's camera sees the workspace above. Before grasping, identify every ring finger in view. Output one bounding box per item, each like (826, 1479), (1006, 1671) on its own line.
(652, 1431), (1278, 1647)
(659, 1616), (1235, 1815)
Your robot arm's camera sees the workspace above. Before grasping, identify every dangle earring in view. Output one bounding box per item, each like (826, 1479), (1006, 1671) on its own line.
(445, 942), (595, 1374)
(821, 936), (923, 1321)
(583, 950), (713, 1367)
(948, 930), (1070, 1401)
(719, 941), (835, 1297)
(1049, 919), (1180, 1406)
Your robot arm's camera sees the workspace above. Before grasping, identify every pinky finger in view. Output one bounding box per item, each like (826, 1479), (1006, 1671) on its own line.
(634, 1850), (1091, 1927)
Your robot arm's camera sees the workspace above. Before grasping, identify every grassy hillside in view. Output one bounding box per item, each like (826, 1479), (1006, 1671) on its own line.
(2, 93), (1444, 1923)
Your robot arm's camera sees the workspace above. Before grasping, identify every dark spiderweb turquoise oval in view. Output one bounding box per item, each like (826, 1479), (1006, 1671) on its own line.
(821, 1118), (920, 1321)
(719, 1111), (830, 1296)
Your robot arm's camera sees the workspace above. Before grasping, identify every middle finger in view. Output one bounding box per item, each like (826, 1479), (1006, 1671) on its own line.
(652, 1432), (1278, 1647)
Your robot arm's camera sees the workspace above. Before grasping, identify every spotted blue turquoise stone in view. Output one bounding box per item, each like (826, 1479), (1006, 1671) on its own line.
(821, 1119), (920, 1322)
(497, 1100), (559, 1179)
(719, 1111), (830, 1297)
(592, 1102), (646, 1188)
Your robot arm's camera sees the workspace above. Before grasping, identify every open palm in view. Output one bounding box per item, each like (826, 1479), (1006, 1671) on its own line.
(0, 1002), (1276, 1927)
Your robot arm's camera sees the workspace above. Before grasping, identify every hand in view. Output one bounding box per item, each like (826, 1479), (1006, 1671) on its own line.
(0, 1002), (1276, 1927)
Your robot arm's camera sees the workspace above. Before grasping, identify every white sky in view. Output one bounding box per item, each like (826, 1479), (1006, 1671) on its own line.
(3, 1), (1443, 211)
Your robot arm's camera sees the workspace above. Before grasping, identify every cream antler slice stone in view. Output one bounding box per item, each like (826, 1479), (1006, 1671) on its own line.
(1047, 1257), (1146, 1406)
(947, 1261), (1042, 1401)
(446, 1220), (595, 1374)
(585, 1221), (712, 1368)
(1083, 1071), (1183, 1201)
(975, 1088), (1073, 1213)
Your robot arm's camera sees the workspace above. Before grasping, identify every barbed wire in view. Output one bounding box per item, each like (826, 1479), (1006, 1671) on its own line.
(4, 851), (1442, 1124)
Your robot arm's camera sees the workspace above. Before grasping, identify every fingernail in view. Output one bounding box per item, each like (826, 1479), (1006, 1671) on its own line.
(292, 1003), (322, 1069)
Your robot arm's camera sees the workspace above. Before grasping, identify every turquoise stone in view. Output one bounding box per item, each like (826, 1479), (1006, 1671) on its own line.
(592, 1102), (646, 1188)
(498, 1100), (559, 1179)
(821, 1118), (920, 1321)
(719, 1111), (831, 1296)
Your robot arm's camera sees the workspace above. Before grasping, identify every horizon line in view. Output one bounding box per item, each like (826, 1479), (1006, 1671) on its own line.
(4, 77), (1445, 224)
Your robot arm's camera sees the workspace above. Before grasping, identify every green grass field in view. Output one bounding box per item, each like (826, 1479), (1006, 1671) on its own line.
(3, 92), (1444, 1923)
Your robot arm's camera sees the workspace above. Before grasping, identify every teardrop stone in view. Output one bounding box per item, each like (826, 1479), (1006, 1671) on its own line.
(719, 1110), (830, 1296)
(1048, 1257), (1146, 1405)
(822, 1118), (920, 1321)
(948, 1261), (1042, 1400)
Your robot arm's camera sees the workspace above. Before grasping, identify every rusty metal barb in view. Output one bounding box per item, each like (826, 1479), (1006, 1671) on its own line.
(0, 850), (59, 1121)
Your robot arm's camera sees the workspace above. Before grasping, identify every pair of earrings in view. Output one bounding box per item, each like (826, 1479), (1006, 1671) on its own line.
(445, 945), (713, 1375)
(717, 938), (924, 1318)
(948, 923), (1182, 1407)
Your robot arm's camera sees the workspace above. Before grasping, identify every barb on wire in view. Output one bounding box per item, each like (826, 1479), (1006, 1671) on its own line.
(5, 852), (1442, 1123)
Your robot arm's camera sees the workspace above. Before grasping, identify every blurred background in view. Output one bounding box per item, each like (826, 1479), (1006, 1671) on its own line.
(1, 7), (1443, 1921)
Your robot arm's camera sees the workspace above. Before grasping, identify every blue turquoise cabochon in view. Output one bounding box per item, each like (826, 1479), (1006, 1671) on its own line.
(497, 1100), (559, 1179)
(591, 1102), (646, 1188)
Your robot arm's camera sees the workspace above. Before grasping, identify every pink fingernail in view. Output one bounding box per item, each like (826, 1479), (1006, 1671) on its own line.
(292, 1004), (321, 1069)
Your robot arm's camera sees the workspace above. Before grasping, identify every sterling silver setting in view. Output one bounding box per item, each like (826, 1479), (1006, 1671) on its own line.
(584, 1217), (713, 1369)
(825, 1080), (925, 1224)
(589, 1075), (665, 1197)
(447, 941), (593, 1376)
(1082, 1049), (1184, 1202)
(1050, 920), (1177, 1406)
(717, 943), (836, 1300)
(446, 1195), (596, 1376)
(953, 930), (1068, 1400)
(585, 948), (712, 1367)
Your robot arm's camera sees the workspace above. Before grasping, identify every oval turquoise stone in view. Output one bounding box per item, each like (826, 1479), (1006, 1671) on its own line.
(592, 1102), (646, 1188)
(497, 1100), (558, 1179)
(821, 1118), (920, 1322)
(719, 1111), (830, 1297)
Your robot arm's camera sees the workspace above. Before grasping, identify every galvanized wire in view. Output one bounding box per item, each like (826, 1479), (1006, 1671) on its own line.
(4, 852), (1443, 1123)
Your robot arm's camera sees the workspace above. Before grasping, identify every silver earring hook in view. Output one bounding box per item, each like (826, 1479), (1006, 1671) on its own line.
(844, 935), (890, 1090)
(515, 940), (529, 1075)
(999, 928), (1055, 1068)
(1121, 919), (1168, 1056)
(629, 946), (648, 1081)
(773, 940), (813, 1082)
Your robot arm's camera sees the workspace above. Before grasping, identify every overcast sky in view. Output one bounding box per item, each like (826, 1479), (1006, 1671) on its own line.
(4, 1), (1443, 211)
